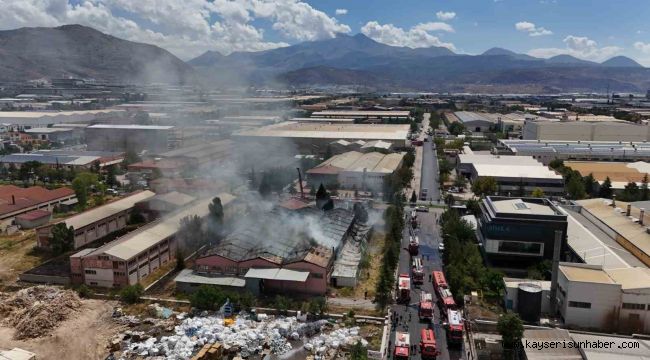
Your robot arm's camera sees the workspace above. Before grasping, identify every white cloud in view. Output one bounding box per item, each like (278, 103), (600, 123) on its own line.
(335, 8), (347, 15)
(634, 41), (650, 55)
(436, 11), (456, 21)
(361, 21), (455, 50)
(528, 35), (622, 61)
(515, 21), (552, 36)
(0, 0), (351, 59)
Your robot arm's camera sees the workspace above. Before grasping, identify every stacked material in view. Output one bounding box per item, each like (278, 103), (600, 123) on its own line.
(119, 314), (331, 359)
(0, 286), (82, 339)
(303, 326), (367, 358)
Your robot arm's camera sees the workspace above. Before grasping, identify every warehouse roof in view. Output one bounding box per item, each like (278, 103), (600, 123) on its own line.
(87, 124), (173, 130)
(290, 117), (355, 123)
(501, 139), (650, 158)
(244, 268), (309, 282)
(92, 193), (235, 260)
(521, 329), (582, 360)
(308, 151), (404, 175)
(24, 127), (74, 133)
(577, 198), (650, 262)
(0, 110), (119, 118)
(311, 111), (410, 117)
(0, 185), (75, 217)
(458, 154), (541, 166)
(54, 191), (155, 231)
(157, 140), (232, 160)
(454, 111), (496, 124)
(472, 163), (563, 180)
(605, 267), (650, 290)
(235, 121), (409, 141)
(175, 269), (245, 287)
(559, 264), (616, 284)
(570, 333), (650, 360)
(491, 198), (558, 216)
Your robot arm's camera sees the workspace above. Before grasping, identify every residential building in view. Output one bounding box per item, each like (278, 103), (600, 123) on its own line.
(37, 191), (155, 250)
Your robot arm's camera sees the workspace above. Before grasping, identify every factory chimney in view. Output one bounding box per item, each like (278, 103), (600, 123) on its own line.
(296, 167), (304, 198)
(640, 208), (645, 226)
(549, 230), (563, 316)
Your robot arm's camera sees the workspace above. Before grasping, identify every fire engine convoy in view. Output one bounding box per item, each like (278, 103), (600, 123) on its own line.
(397, 273), (411, 303)
(418, 292), (434, 322)
(394, 332), (410, 360)
(408, 235), (420, 255)
(411, 257), (424, 284)
(420, 328), (439, 359)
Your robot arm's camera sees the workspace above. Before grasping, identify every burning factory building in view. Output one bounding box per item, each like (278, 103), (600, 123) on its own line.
(175, 203), (370, 296)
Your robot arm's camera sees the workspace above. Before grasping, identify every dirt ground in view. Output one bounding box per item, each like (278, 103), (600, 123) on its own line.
(352, 229), (384, 300)
(0, 230), (50, 284)
(0, 299), (124, 360)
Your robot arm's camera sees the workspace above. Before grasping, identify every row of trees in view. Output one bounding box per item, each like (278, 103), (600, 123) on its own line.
(439, 209), (505, 303)
(374, 196), (405, 308)
(549, 159), (616, 200)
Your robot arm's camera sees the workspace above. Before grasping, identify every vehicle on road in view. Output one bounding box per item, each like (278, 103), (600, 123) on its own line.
(394, 332), (410, 360)
(418, 292), (434, 321)
(416, 205), (429, 212)
(445, 309), (464, 346)
(438, 242), (445, 252)
(410, 212), (418, 229)
(420, 328), (439, 359)
(412, 257), (424, 284)
(397, 274), (411, 303)
(433, 271), (457, 313)
(420, 188), (428, 200)
(408, 235), (420, 256)
(412, 139), (423, 146)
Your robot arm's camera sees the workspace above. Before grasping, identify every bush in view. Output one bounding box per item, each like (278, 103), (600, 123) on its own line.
(119, 284), (144, 304)
(75, 284), (93, 298)
(190, 285), (226, 311)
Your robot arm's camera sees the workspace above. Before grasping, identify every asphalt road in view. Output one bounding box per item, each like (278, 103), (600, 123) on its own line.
(388, 138), (464, 360)
(420, 135), (440, 203)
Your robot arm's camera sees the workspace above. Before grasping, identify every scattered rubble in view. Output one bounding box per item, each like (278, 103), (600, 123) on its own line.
(116, 311), (367, 360)
(0, 286), (82, 339)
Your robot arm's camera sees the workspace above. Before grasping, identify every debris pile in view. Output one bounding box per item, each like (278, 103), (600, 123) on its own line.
(117, 313), (352, 359)
(303, 326), (367, 359)
(0, 286), (82, 339)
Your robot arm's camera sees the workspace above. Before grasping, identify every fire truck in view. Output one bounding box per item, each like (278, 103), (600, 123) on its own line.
(408, 235), (420, 256)
(432, 270), (456, 313)
(420, 328), (439, 359)
(412, 257), (424, 284)
(397, 274), (411, 303)
(394, 332), (410, 360)
(418, 292), (434, 321)
(410, 211), (418, 229)
(446, 309), (464, 346)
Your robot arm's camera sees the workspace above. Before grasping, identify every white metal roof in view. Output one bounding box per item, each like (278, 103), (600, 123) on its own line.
(244, 268), (309, 282)
(60, 191), (155, 230)
(473, 163), (563, 180)
(174, 269), (245, 287)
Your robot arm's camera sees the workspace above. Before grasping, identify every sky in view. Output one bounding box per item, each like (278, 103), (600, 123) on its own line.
(1, 0), (650, 65)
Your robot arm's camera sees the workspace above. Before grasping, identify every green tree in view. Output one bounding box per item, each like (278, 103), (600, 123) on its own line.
(349, 341), (368, 360)
(448, 121), (465, 136)
(410, 191), (417, 203)
(208, 196), (224, 240)
(548, 158), (564, 170)
(498, 313), (524, 350)
(480, 269), (506, 298)
(465, 198), (481, 215)
(471, 177), (498, 197)
(642, 174), (649, 201)
(71, 172), (98, 209)
(567, 176), (587, 200)
(177, 215), (205, 252)
(50, 223), (74, 255)
(105, 165), (119, 188)
(274, 295), (290, 314)
(124, 149), (141, 166)
(583, 173), (597, 197)
(531, 187), (545, 198)
(190, 285), (226, 310)
(599, 177), (613, 198)
(622, 181), (640, 201)
(119, 284), (144, 304)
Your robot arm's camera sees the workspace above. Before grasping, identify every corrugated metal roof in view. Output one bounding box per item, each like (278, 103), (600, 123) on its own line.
(174, 269), (245, 287)
(244, 268), (309, 282)
(57, 191), (155, 230)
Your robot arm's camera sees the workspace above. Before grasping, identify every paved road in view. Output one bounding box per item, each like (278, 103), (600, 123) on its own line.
(388, 137), (464, 360)
(420, 134), (440, 203)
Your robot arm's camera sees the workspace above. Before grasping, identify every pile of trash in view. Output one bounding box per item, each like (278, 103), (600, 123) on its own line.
(303, 326), (367, 359)
(118, 313), (334, 359)
(0, 286), (82, 339)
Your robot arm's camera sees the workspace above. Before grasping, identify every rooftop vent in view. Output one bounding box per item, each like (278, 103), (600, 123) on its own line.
(513, 202), (530, 210)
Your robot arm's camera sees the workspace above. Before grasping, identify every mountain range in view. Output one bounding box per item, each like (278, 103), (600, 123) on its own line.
(0, 25), (648, 93)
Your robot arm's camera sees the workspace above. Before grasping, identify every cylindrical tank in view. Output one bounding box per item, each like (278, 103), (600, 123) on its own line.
(517, 283), (542, 323)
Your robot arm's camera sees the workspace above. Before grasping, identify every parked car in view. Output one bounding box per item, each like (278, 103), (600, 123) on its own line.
(438, 243), (445, 252)
(416, 206), (429, 212)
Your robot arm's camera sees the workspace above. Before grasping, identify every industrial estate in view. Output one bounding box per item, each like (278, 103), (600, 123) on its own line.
(2, 9), (650, 360)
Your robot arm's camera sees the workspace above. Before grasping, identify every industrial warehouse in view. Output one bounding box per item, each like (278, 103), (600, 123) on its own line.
(177, 204), (371, 296)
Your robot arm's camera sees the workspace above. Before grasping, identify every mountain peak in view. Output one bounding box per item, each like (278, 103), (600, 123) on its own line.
(482, 47), (517, 56)
(601, 56), (643, 68)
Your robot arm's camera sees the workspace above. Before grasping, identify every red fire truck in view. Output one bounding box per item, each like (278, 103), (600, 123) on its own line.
(418, 292), (434, 321)
(397, 274), (411, 303)
(394, 332), (410, 360)
(432, 270), (456, 313)
(408, 235), (420, 255)
(412, 257), (424, 284)
(420, 328), (439, 359)
(446, 309), (464, 346)
(410, 210), (418, 229)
